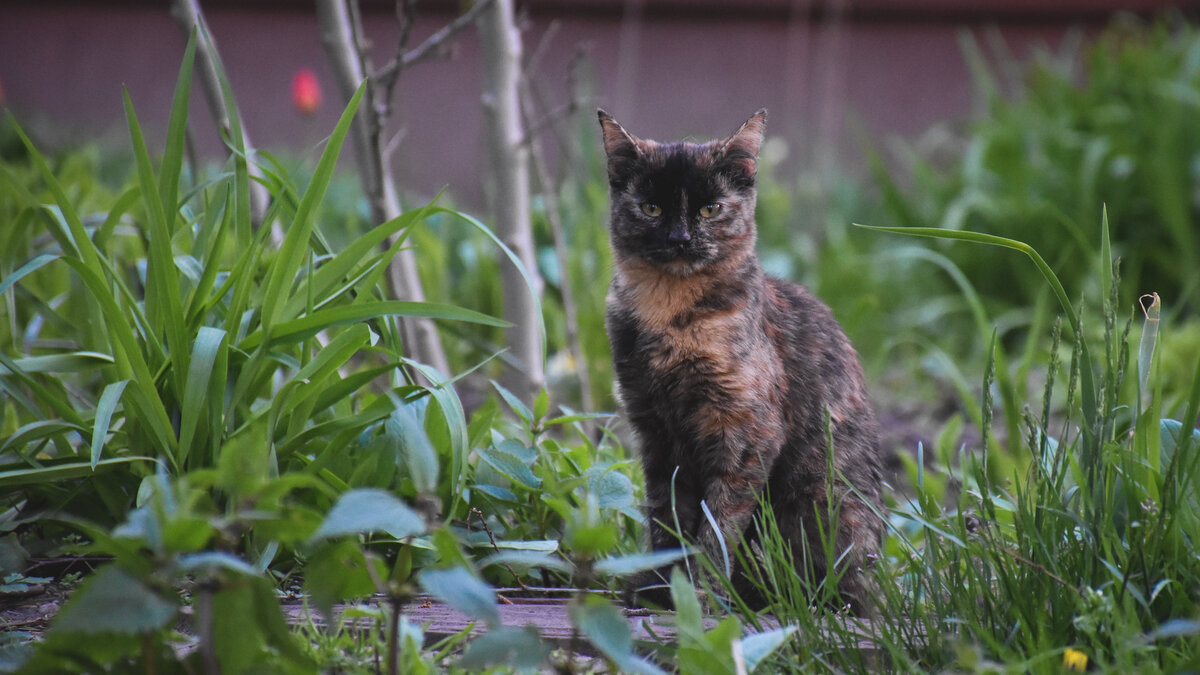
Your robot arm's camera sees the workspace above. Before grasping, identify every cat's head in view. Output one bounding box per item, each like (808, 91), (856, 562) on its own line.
(597, 109), (766, 275)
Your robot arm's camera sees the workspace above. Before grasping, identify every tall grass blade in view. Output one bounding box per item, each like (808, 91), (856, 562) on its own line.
(0, 253), (59, 297)
(1137, 293), (1160, 408)
(60, 258), (177, 461)
(237, 300), (507, 351)
(261, 81), (366, 331)
(436, 207), (547, 373)
(1100, 205), (1113, 305)
(7, 117), (100, 270)
(158, 31), (197, 231)
(124, 88), (190, 401)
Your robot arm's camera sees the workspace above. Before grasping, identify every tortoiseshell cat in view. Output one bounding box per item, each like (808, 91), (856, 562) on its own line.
(598, 109), (883, 613)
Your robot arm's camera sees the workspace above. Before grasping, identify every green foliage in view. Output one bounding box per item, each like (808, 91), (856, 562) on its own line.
(875, 18), (1200, 314)
(4, 14), (1200, 675)
(729, 216), (1200, 673)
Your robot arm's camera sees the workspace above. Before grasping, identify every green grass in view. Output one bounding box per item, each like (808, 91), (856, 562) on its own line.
(3, 15), (1200, 675)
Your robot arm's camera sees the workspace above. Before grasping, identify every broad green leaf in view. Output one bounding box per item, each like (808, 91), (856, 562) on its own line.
(473, 539), (559, 552)
(595, 549), (688, 578)
(472, 483), (517, 503)
(569, 595), (666, 675)
(737, 626), (798, 672)
(177, 551), (259, 576)
(459, 626), (550, 671)
(587, 465), (636, 511)
(210, 575), (312, 672)
(477, 444), (541, 490)
(51, 565), (175, 635)
(91, 380), (129, 468)
(304, 539), (385, 620)
(402, 358), (471, 515)
(533, 389), (550, 421)
(387, 397), (438, 493)
(419, 566), (500, 629)
(477, 550), (573, 575)
(309, 488), (426, 542)
(670, 566), (707, 643)
(178, 327), (226, 468)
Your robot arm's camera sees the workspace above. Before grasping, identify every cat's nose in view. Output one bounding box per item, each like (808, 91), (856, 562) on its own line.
(667, 225), (691, 244)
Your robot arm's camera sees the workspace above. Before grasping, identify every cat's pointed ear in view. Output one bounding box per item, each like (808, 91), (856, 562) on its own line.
(597, 109), (641, 157)
(716, 109), (767, 181)
(598, 109), (645, 184)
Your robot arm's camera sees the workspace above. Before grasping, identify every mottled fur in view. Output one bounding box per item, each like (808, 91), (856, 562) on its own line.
(598, 109), (883, 613)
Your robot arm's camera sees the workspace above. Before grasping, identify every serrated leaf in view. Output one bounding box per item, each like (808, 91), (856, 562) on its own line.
(52, 566), (175, 635)
(595, 549), (688, 578)
(459, 626), (550, 670)
(477, 445), (541, 490)
(472, 483), (518, 503)
(587, 466), (636, 511)
(310, 488), (425, 542)
(419, 567), (500, 629)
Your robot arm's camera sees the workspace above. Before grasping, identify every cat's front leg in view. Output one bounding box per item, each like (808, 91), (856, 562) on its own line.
(692, 427), (783, 577)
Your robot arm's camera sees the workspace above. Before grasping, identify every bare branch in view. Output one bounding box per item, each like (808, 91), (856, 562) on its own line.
(316, 0), (451, 378)
(170, 0), (271, 229)
(377, 0), (496, 87)
(479, 0), (544, 400)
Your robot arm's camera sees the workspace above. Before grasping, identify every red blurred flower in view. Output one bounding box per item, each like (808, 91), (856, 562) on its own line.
(291, 68), (321, 116)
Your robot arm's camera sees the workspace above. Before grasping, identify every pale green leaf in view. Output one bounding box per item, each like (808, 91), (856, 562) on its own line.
(310, 488), (425, 542)
(419, 567), (500, 629)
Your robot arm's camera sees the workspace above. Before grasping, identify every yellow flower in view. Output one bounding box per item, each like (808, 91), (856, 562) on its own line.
(1063, 647), (1088, 672)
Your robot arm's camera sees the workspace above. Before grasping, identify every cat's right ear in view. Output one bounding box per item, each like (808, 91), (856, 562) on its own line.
(598, 110), (644, 184)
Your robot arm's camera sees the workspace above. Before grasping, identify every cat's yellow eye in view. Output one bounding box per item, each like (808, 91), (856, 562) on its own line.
(640, 203), (663, 217)
(698, 203), (722, 218)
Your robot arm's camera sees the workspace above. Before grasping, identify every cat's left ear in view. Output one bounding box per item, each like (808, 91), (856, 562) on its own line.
(716, 109), (767, 180)
(598, 110), (648, 186)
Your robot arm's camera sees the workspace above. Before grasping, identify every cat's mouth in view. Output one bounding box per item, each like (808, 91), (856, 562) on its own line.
(642, 245), (710, 274)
